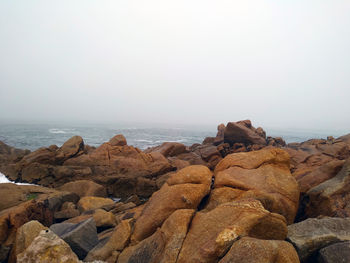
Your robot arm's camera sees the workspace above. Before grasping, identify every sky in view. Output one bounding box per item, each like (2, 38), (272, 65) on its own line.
(0, 1), (350, 131)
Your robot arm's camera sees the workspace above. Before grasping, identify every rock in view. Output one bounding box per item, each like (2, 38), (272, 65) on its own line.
(0, 141), (29, 165)
(118, 209), (194, 263)
(64, 142), (172, 178)
(58, 180), (107, 198)
(110, 202), (136, 214)
(297, 160), (344, 193)
(109, 134), (127, 146)
(213, 123), (225, 145)
(213, 148), (299, 224)
(55, 136), (84, 163)
(306, 158), (350, 217)
(0, 183), (56, 212)
(318, 241), (350, 263)
(93, 209), (116, 229)
(177, 199), (288, 263)
(14, 220), (48, 257)
(85, 219), (133, 262)
(287, 217), (350, 262)
(0, 200), (53, 247)
(50, 218), (98, 259)
(224, 120), (266, 146)
(131, 165), (212, 242)
(54, 208), (80, 221)
(77, 196), (115, 212)
(218, 237), (300, 263)
(17, 229), (80, 263)
(145, 142), (188, 157)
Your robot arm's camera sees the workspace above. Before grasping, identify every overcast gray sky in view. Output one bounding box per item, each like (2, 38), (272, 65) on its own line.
(0, 1), (349, 131)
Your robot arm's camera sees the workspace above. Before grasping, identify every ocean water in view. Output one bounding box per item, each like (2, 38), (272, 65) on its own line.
(0, 122), (347, 151)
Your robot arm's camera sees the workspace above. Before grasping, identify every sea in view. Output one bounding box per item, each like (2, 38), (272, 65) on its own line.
(0, 122), (348, 152)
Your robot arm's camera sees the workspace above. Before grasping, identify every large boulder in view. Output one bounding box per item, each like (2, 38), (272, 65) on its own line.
(58, 180), (107, 198)
(17, 229), (80, 263)
(109, 134), (127, 147)
(306, 158), (350, 218)
(223, 120), (266, 146)
(12, 220), (47, 261)
(287, 217), (350, 262)
(131, 165), (212, 243)
(50, 218), (98, 259)
(177, 199), (288, 263)
(212, 148), (299, 224)
(118, 209), (194, 263)
(55, 136), (84, 163)
(218, 237), (300, 263)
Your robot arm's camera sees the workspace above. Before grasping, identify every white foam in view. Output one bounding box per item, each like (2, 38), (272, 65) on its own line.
(49, 128), (75, 134)
(135, 139), (153, 143)
(0, 172), (34, 185)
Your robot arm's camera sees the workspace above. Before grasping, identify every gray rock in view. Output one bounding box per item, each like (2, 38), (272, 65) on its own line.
(318, 241), (350, 263)
(287, 217), (350, 262)
(50, 218), (98, 259)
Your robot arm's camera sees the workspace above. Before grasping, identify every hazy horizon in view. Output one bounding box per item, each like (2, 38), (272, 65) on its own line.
(1, 1), (350, 132)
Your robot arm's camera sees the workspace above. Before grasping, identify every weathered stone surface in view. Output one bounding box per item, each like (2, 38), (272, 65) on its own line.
(177, 200), (287, 263)
(0, 183), (56, 212)
(213, 148), (299, 224)
(297, 160), (344, 193)
(17, 229), (80, 263)
(55, 136), (84, 163)
(306, 158), (350, 218)
(93, 209), (116, 229)
(287, 217), (350, 262)
(58, 180), (107, 198)
(224, 120), (266, 146)
(50, 218), (98, 259)
(85, 219), (133, 262)
(77, 196), (115, 212)
(118, 209), (194, 263)
(145, 142), (188, 157)
(54, 208), (80, 221)
(109, 134), (127, 147)
(14, 220), (48, 257)
(318, 241), (350, 263)
(132, 165), (211, 242)
(218, 237), (300, 263)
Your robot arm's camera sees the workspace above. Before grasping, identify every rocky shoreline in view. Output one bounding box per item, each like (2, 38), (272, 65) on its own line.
(0, 120), (350, 263)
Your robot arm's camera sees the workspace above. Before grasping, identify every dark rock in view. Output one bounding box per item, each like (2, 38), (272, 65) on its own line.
(50, 218), (98, 259)
(318, 241), (350, 263)
(224, 120), (266, 146)
(287, 217), (350, 262)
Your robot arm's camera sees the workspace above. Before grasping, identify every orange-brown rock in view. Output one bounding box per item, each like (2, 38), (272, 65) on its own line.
(118, 209), (194, 263)
(218, 237), (300, 263)
(212, 148), (299, 224)
(145, 142), (188, 157)
(224, 120), (266, 146)
(55, 135), (84, 163)
(306, 157), (350, 218)
(58, 180), (107, 198)
(176, 200), (287, 263)
(297, 159), (344, 193)
(77, 197), (115, 213)
(109, 134), (127, 147)
(132, 165), (212, 242)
